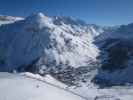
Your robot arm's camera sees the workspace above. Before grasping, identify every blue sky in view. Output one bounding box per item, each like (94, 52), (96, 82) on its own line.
(0, 0), (133, 26)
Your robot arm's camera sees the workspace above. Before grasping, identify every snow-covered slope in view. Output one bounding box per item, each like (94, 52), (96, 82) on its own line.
(0, 13), (102, 72)
(19, 72), (133, 100)
(1, 72), (132, 100)
(0, 72), (85, 100)
(94, 23), (133, 86)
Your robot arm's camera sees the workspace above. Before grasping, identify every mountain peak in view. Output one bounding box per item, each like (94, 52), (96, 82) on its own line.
(36, 12), (45, 17)
(24, 12), (54, 28)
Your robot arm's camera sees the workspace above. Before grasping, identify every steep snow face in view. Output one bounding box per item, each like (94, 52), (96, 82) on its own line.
(94, 23), (133, 86)
(0, 13), (101, 71)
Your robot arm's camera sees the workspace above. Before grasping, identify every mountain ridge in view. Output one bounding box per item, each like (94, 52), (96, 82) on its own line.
(1, 13), (133, 87)
(0, 13), (102, 72)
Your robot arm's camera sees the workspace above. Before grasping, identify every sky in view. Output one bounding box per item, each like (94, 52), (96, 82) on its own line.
(0, 0), (133, 26)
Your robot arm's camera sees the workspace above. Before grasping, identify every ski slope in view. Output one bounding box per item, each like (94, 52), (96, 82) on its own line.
(0, 72), (85, 100)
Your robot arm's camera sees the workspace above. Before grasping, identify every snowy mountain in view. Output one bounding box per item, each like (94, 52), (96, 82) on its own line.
(1, 13), (133, 100)
(94, 23), (133, 86)
(0, 13), (102, 73)
(1, 13), (133, 86)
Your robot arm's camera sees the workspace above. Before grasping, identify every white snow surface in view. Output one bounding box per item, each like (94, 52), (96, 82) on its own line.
(20, 72), (133, 100)
(0, 72), (132, 100)
(0, 72), (85, 100)
(21, 72), (67, 88)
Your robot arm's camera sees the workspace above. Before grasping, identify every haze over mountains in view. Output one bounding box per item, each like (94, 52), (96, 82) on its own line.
(0, 13), (133, 100)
